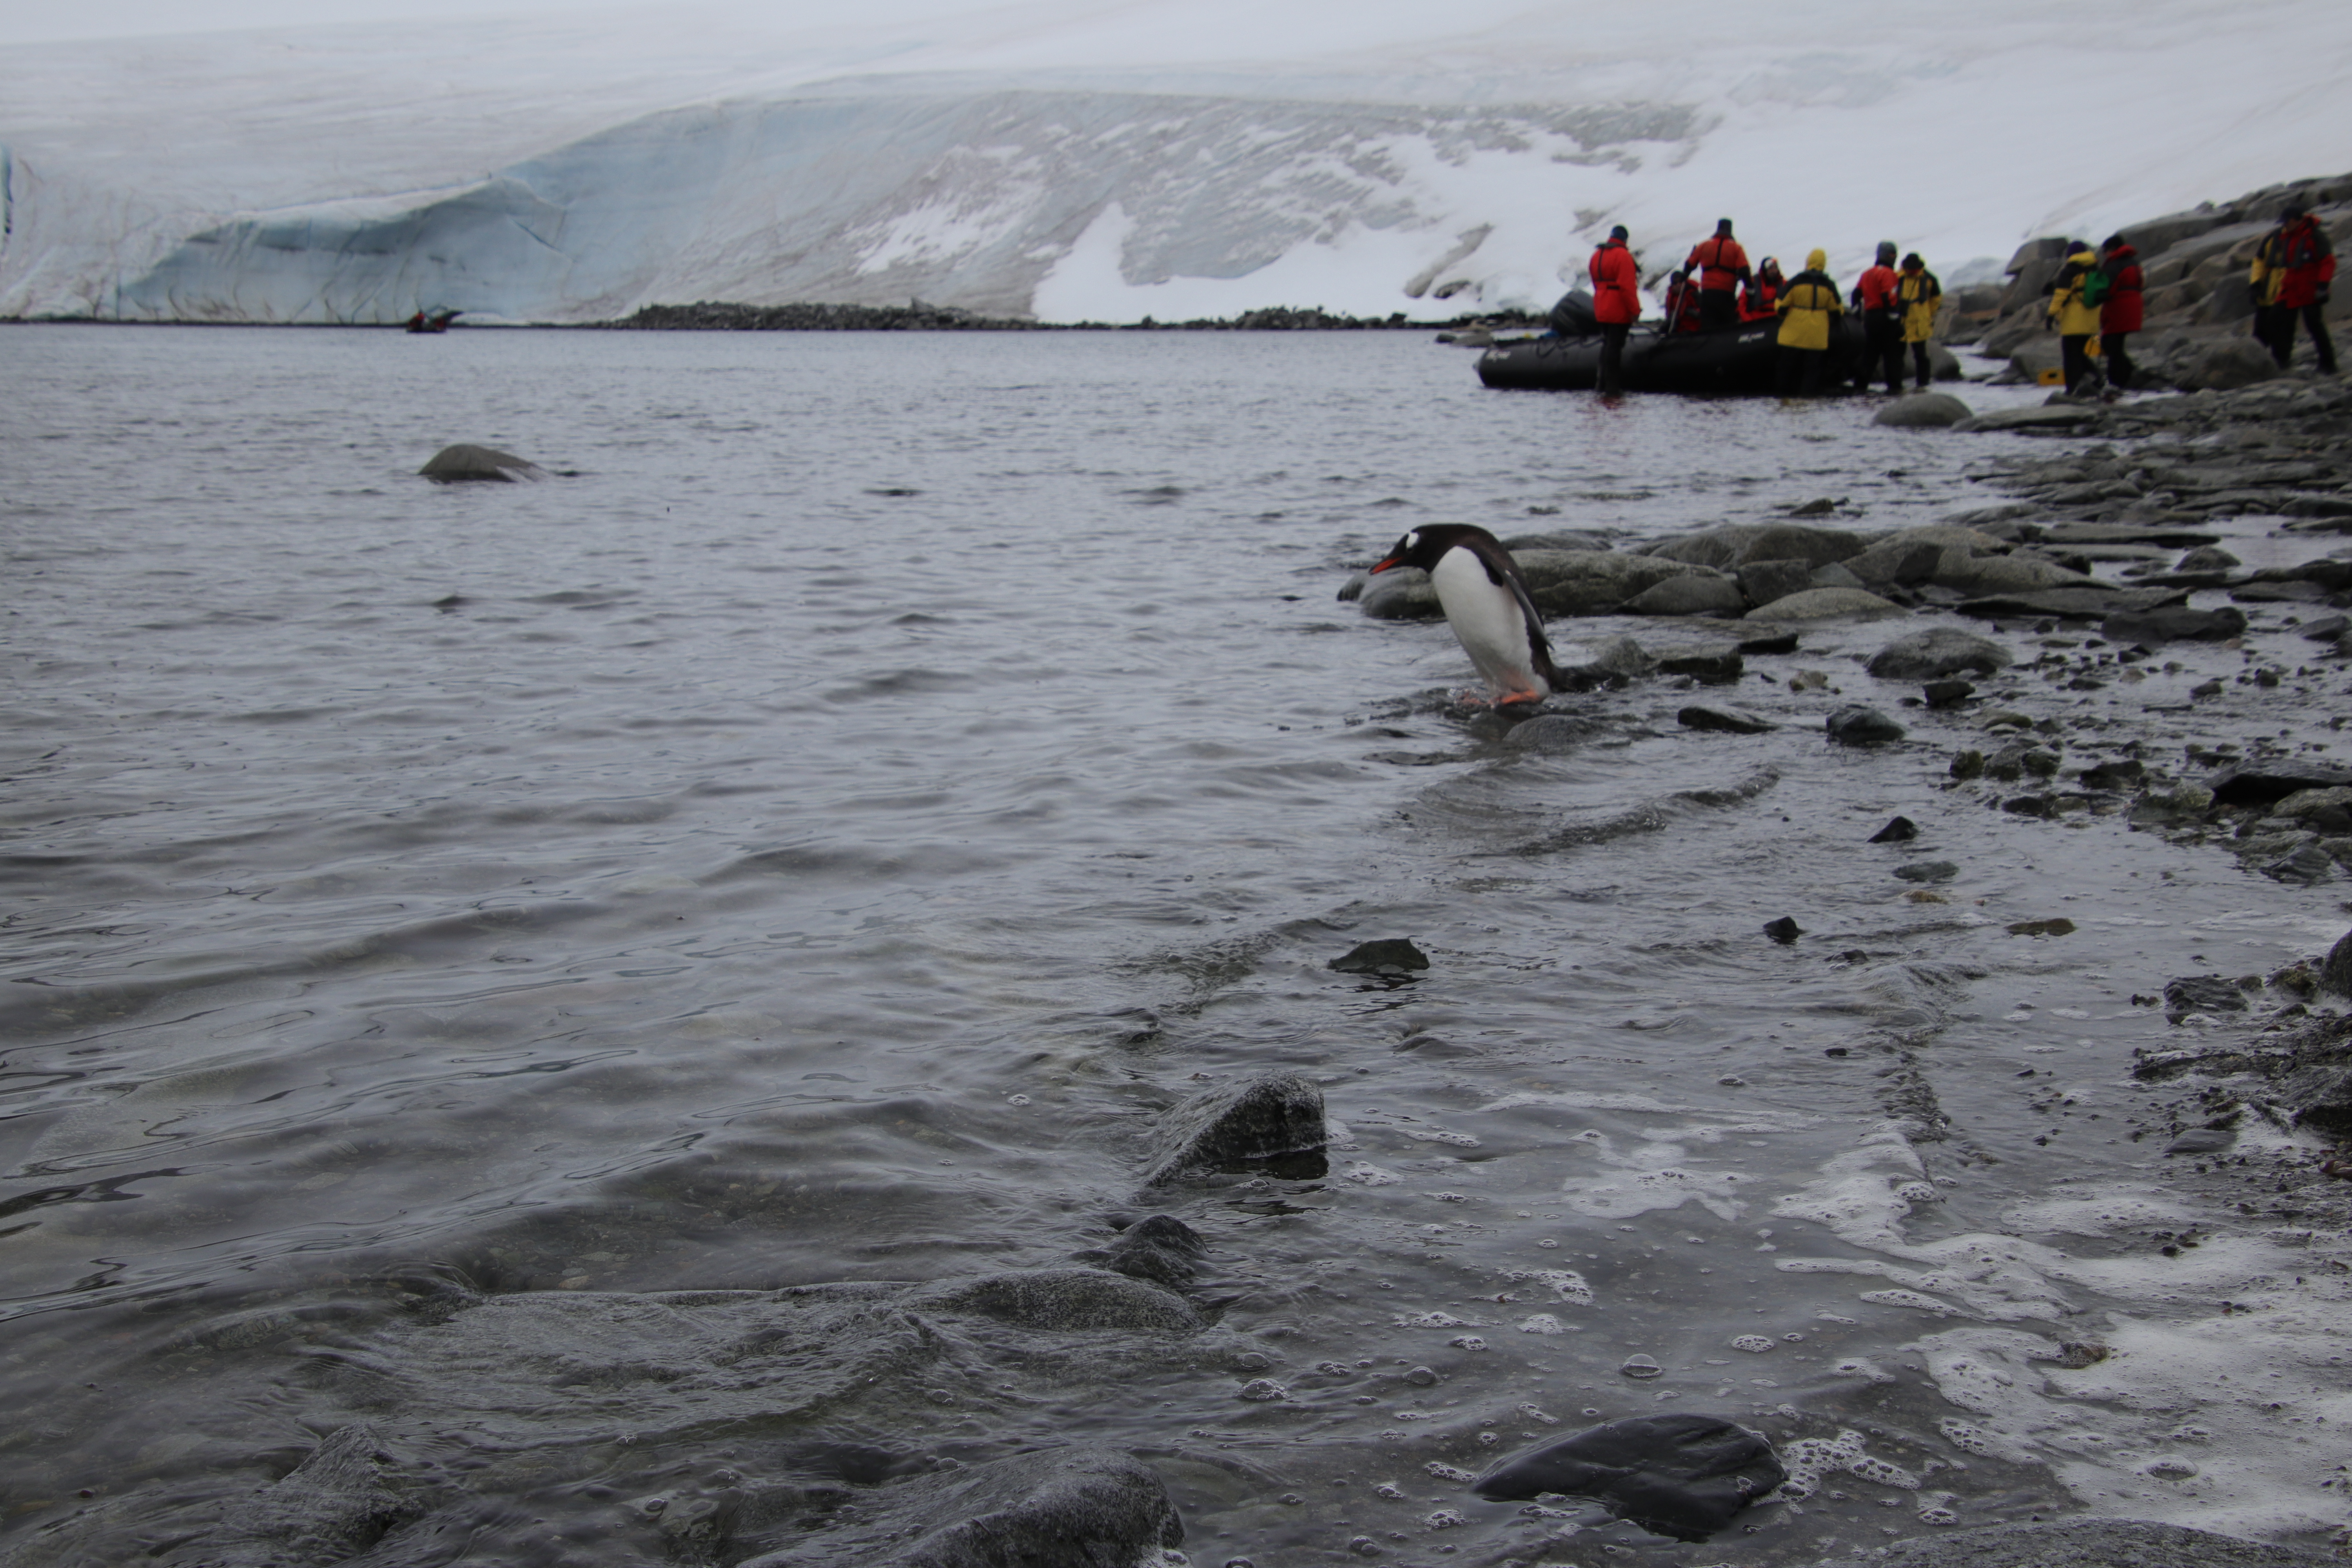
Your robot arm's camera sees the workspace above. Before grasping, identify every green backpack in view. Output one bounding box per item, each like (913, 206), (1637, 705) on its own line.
(2080, 265), (2111, 309)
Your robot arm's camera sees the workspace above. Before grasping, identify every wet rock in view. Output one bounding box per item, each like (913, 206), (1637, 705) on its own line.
(2041, 523), (2223, 548)
(1515, 550), (1719, 618)
(737, 1446), (1184, 1568)
(1555, 634), (1658, 689)
(1820, 1518), (2338, 1568)
(2299, 613), (2350, 641)
(1096, 1216), (1208, 1288)
(1948, 750), (1984, 780)
(211, 1425), (412, 1566)
(1142, 1072), (1327, 1187)
(2078, 758), (2146, 791)
(419, 443), (548, 483)
(2321, 929), (2352, 999)
(1958, 586), (2185, 621)
(1655, 647), (1744, 683)
(1895, 861), (1959, 882)
(1866, 627), (2014, 681)
(1953, 403), (2105, 433)
(907, 1270), (1207, 1333)
(2163, 975), (2249, 1021)
(2102, 604), (2249, 642)
(1869, 817), (1919, 843)
(2178, 338), (2281, 392)
(1330, 938), (1430, 975)
(1809, 562), (1867, 592)
(2262, 842), (2336, 884)
(1924, 679), (1975, 708)
(2268, 787), (2352, 833)
(1624, 573), (1746, 617)
(1356, 565), (1434, 618)
(1985, 741), (2060, 782)
(2165, 1127), (2236, 1155)
(1872, 392), (1973, 428)
(1472, 1413), (1786, 1543)
(1742, 587), (1905, 623)
(1737, 558), (1815, 608)
(2209, 761), (2352, 807)
(1678, 704), (1775, 735)
(1763, 917), (1803, 944)
(1932, 554), (2095, 597)
(2007, 917), (2076, 936)
(2177, 545), (2242, 572)
(1735, 628), (1801, 655)
(2281, 1060), (2352, 1137)
(1503, 714), (1611, 752)
(1826, 706), (1904, 745)
(1843, 538), (1948, 591)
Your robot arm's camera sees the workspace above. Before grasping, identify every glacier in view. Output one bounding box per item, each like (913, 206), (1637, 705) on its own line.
(4, 0), (2351, 324)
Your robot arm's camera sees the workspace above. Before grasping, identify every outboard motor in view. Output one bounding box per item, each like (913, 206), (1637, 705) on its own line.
(1548, 289), (1599, 338)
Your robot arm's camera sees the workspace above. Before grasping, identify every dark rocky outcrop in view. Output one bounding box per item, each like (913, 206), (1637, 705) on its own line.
(209, 1425), (413, 1567)
(1141, 1071), (1327, 1186)
(1472, 1414), (1785, 1542)
(1091, 1216), (1209, 1287)
(2102, 605), (2248, 642)
(1329, 938), (1430, 974)
(1678, 705), (1774, 734)
(738, 1446), (1185, 1568)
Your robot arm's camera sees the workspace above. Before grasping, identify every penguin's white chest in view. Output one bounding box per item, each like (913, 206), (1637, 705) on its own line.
(1428, 548), (1543, 697)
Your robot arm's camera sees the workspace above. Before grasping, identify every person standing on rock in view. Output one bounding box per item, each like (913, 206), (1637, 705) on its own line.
(1589, 225), (1642, 396)
(1774, 249), (1844, 397)
(1682, 219), (1751, 332)
(2253, 204), (2338, 375)
(1851, 241), (1903, 394)
(2096, 234), (2144, 392)
(2044, 240), (2103, 396)
(1896, 252), (1942, 393)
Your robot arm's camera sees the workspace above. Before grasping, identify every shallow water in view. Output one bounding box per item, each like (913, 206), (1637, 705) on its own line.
(4, 325), (2349, 1566)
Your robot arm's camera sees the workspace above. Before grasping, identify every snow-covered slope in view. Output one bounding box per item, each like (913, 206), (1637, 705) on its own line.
(4, 0), (2350, 323)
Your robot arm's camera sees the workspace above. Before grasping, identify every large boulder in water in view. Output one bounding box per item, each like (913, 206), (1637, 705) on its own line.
(1142, 1071), (1326, 1185)
(737, 1446), (1185, 1568)
(1624, 572), (1745, 617)
(419, 443), (547, 483)
(1866, 627), (2014, 681)
(1516, 550), (1716, 617)
(1741, 587), (1904, 623)
(1473, 1414), (1785, 1541)
(1873, 392), (1973, 428)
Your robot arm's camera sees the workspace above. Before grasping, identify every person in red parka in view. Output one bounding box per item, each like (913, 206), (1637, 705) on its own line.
(1589, 224), (1642, 396)
(1850, 241), (1902, 394)
(2096, 234), (2145, 391)
(2255, 204), (2338, 375)
(1683, 218), (1751, 332)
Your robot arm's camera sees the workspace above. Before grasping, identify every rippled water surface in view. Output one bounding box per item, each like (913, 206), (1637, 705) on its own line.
(5, 325), (2348, 1566)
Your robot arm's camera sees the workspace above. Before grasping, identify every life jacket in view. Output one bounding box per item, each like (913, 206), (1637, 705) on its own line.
(1685, 235), (1748, 293)
(1855, 265), (1898, 314)
(2098, 247), (2143, 333)
(1896, 267), (1941, 344)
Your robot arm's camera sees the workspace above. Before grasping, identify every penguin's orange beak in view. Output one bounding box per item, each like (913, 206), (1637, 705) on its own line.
(1369, 553), (1403, 574)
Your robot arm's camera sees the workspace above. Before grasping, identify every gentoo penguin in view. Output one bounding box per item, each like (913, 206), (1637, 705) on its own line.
(1369, 524), (1561, 706)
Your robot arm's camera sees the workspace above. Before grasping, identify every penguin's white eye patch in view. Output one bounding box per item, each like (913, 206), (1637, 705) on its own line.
(1402, 530), (1421, 549)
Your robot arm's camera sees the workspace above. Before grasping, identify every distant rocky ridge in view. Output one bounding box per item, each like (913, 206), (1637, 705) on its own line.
(599, 301), (1528, 332)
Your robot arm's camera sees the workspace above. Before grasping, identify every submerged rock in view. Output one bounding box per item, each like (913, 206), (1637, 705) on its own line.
(1678, 704), (1775, 734)
(1869, 816), (1918, 843)
(211, 1425), (412, 1567)
(1095, 1216), (1209, 1288)
(1472, 1413), (1786, 1542)
(1142, 1071), (1327, 1186)
(905, 1270), (1206, 1334)
(2163, 975), (2249, 1020)
(419, 443), (548, 482)
(1330, 938), (1430, 975)
(2102, 604), (2248, 642)
(1826, 706), (1904, 745)
(1894, 860), (1959, 883)
(738, 1446), (1184, 1568)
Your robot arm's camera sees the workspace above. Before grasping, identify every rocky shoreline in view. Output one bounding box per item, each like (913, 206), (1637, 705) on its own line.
(594, 300), (1536, 332)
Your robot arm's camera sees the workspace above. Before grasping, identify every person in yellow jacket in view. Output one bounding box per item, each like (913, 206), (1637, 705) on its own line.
(1774, 249), (1844, 397)
(1896, 253), (1942, 392)
(2044, 241), (2102, 395)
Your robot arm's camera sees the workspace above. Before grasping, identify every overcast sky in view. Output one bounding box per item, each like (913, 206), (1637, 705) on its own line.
(0, 0), (596, 42)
